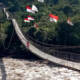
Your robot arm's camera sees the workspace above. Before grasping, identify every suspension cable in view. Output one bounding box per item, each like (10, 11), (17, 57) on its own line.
(24, 32), (80, 49)
(2, 28), (14, 50)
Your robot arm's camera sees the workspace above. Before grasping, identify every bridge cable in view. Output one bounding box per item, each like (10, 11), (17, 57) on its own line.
(2, 28), (14, 50)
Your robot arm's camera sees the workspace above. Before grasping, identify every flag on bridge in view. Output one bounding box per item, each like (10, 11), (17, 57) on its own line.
(49, 14), (59, 23)
(26, 41), (30, 48)
(67, 18), (74, 26)
(24, 18), (30, 23)
(26, 5), (35, 14)
(27, 16), (35, 21)
(32, 5), (38, 12)
(34, 23), (39, 29)
(38, 0), (44, 3)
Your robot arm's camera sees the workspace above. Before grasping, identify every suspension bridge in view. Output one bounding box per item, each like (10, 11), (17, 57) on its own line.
(1, 7), (80, 70)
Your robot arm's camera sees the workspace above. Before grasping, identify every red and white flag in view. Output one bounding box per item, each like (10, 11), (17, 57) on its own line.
(27, 16), (35, 21)
(67, 18), (74, 26)
(24, 18), (30, 23)
(49, 14), (59, 23)
(38, 0), (44, 3)
(26, 6), (35, 14)
(32, 5), (38, 12)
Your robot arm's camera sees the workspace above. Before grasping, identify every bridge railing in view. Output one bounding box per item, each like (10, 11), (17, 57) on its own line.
(22, 31), (80, 53)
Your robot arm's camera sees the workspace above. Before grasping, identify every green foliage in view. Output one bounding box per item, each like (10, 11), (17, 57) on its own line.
(0, 0), (80, 46)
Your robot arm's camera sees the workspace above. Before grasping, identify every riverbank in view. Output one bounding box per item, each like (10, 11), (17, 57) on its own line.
(0, 57), (80, 80)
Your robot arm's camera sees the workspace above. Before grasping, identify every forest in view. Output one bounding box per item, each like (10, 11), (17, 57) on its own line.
(0, 0), (80, 52)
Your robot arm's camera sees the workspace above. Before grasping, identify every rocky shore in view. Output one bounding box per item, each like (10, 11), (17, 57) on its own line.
(0, 58), (80, 80)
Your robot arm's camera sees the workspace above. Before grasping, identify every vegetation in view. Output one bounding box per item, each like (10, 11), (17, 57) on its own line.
(0, 0), (80, 51)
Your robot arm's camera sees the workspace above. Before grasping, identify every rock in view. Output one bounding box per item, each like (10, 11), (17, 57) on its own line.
(0, 58), (80, 80)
